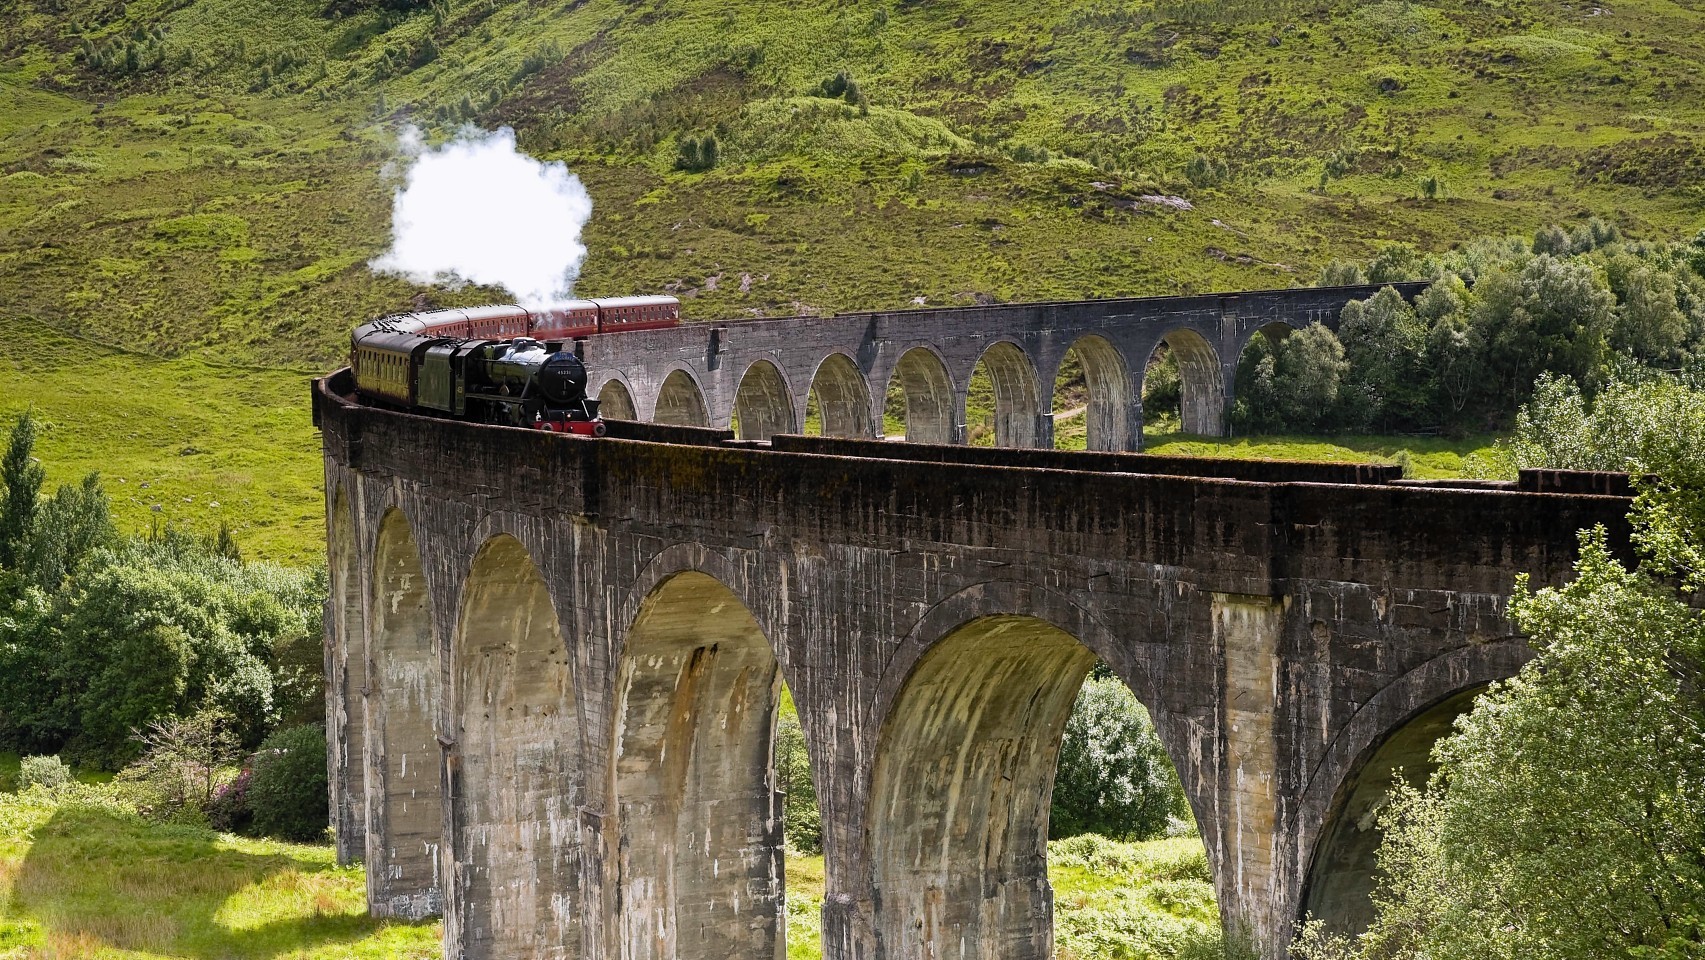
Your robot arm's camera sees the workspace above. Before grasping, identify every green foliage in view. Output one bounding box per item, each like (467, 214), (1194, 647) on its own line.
(0, 411), (45, 572)
(1142, 348), (1182, 424)
(775, 693), (821, 853)
(1303, 378), (1705, 960)
(116, 709), (240, 823)
(17, 755), (71, 792)
(1232, 323), (1349, 433)
(1297, 229), (1705, 436)
(1052, 676), (1188, 842)
(0, 418), (324, 769)
(676, 132), (721, 172)
(245, 723), (328, 842)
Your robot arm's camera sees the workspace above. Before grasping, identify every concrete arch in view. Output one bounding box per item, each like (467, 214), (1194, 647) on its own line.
(608, 569), (785, 959)
(974, 341), (1046, 448)
(867, 614), (1099, 958)
(1297, 639), (1531, 938)
(1254, 320), (1296, 350)
(1147, 328), (1225, 436)
(598, 377), (638, 421)
(885, 346), (957, 444)
(734, 357), (797, 441)
(654, 367), (710, 427)
(328, 486), (367, 865)
(446, 534), (581, 960)
(368, 506), (445, 919)
(1056, 334), (1137, 452)
(810, 352), (875, 438)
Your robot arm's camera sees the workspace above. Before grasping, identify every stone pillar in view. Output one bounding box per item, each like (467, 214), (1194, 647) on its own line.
(1212, 593), (1285, 955)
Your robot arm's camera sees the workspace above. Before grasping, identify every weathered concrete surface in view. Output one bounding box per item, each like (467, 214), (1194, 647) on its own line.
(318, 292), (1633, 959)
(576, 282), (1428, 447)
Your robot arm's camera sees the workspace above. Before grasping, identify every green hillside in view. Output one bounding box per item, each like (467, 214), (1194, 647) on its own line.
(3, 0), (1703, 370)
(2, 0), (1701, 557)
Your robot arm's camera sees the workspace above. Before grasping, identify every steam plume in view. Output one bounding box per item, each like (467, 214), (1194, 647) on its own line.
(370, 126), (593, 307)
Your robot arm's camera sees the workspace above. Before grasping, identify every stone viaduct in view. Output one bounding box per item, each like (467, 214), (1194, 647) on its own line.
(576, 282), (1426, 447)
(316, 283), (1634, 960)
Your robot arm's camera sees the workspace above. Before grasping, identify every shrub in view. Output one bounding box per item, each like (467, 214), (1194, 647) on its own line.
(247, 724), (328, 842)
(1051, 676), (1186, 841)
(207, 765), (254, 834)
(19, 755), (71, 791)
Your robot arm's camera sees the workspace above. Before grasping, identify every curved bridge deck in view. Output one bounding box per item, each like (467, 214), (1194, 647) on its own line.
(316, 300), (1631, 960)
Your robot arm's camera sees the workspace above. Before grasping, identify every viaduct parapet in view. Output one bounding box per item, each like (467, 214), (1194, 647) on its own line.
(578, 282), (1427, 448)
(317, 283), (1632, 960)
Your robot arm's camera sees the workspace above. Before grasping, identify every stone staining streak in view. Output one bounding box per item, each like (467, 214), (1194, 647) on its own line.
(869, 617), (1095, 959)
(327, 488), (367, 866)
(610, 572), (784, 960)
(1214, 595), (1283, 945)
(448, 535), (581, 959)
(367, 508), (445, 919)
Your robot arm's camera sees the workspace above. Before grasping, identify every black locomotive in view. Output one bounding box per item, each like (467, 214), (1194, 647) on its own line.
(351, 317), (606, 435)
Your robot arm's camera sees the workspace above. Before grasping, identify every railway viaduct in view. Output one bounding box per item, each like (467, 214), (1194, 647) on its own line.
(316, 283), (1634, 960)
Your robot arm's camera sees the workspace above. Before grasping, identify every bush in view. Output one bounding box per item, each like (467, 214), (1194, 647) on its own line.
(247, 724), (327, 841)
(207, 765), (254, 834)
(19, 754), (71, 791)
(1051, 676), (1187, 841)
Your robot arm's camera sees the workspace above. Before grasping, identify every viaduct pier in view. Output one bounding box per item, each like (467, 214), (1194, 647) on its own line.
(317, 283), (1632, 960)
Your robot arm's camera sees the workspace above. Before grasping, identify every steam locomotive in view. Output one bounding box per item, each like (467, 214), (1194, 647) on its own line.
(350, 296), (680, 434)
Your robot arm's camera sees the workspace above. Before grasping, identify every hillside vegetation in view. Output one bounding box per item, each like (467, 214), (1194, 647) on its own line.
(3, 0), (1704, 370)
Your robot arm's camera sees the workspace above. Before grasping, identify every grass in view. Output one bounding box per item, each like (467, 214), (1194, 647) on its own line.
(0, 786), (1219, 960)
(0, 788), (440, 958)
(0, 318), (326, 565)
(1142, 429), (1501, 479)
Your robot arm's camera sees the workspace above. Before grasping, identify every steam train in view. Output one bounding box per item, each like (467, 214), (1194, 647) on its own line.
(350, 296), (680, 434)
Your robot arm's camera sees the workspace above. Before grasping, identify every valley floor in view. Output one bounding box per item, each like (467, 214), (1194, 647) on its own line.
(0, 785), (1219, 960)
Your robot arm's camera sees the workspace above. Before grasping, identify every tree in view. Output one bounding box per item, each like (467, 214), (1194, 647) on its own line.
(1468, 255), (1613, 410)
(1233, 322), (1349, 433)
(21, 471), (116, 590)
(246, 723), (328, 841)
(0, 411), (45, 572)
(1051, 675), (1186, 841)
(774, 706), (821, 853)
(1337, 287), (1430, 430)
(1299, 374), (1705, 960)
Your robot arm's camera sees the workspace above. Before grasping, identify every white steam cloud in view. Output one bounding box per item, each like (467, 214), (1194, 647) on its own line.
(370, 126), (592, 307)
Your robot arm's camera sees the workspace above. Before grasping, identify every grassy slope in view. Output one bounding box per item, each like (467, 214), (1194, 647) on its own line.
(0, 788), (1213, 960)
(0, 792), (441, 958)
(0, 319), (324, 564)
(2, 0), (1698, 556)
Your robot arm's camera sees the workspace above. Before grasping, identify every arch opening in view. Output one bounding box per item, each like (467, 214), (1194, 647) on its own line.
(449, 535), (580, 959)
(1300, 687), (1488, 938)
(968, 342), (1045, 448)
(733, 358), (796, 441)
(807, 353), (874, 438)
(1141, 330), (1224, 440)
(884, 347), (956, 444)
(1052, 335), (1136, 452)
(868, 618), (1209, 958)
(329, 490), (366, 865)
(598, 379), (638, 420)
(368, 508), (445, 918)
(654, 369), (710, 427)
(611, 572), (786, 959)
